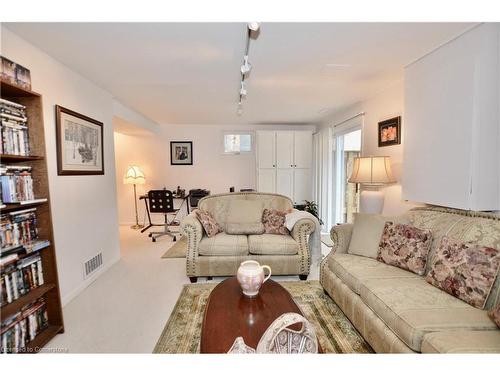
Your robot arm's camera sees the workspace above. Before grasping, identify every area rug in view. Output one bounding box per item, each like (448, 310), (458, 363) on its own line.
(321, 234), (334, 247)
(161, 237), (187, 258)
(153, 281), (373, 354)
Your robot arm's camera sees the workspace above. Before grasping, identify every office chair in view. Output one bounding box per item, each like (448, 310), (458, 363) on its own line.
(147, 189), (180, 242)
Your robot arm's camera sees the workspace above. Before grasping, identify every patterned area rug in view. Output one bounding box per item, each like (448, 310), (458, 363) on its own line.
(161, 237), (187, 258)
(153, 280), (373, 353)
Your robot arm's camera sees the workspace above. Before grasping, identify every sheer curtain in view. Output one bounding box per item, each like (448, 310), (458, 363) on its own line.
(313, 127), (333, 233)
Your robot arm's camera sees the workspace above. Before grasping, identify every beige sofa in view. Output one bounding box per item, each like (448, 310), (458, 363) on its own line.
(181, 192), (316, 283)
(320, 206), (500, 353)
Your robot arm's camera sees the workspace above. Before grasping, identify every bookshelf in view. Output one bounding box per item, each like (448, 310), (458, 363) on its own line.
(1, 79), (64, 353)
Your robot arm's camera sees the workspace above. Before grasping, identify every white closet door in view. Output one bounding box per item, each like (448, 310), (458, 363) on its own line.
(293, 169), (312, 205)
(276, 132), (294, 168)
(293, 131), (312, 168)
(257, 169), (276, 193)
(257, 131), (276, 169)
(276, 169), (294, 199)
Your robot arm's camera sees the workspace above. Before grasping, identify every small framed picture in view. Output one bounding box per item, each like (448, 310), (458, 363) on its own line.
(15, 64), (31, 90)
(0, 56), (17, 85)
(170, 141), (193, 165)
(55, 105), (104, 175)
(378, 116), (401, 147)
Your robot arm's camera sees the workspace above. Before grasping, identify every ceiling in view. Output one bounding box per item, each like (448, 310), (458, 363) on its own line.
(5, 22), (473, 125)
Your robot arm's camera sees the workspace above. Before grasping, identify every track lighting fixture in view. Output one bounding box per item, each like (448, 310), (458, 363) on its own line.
(240, 82), (247, 97)
(240, 55), (252, 75)
(248, 22), (260, 32)
(237, 22), (261, 116)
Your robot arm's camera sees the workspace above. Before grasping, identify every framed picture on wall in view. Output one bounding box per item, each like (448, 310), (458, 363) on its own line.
(55, 105), (104, 175)
(170, 141), (193, 165)
(378, 116), (401, 147)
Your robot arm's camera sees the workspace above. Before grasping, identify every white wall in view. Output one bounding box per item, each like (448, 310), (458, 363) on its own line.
(1, 27), (121, 305)
(319, 80), (418, 216)
(115, 123), (316, 224)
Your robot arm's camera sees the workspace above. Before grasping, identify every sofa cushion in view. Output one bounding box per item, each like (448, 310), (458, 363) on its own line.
(262, 209), (290, 235)
(327, 253), (419, 294)
(225, 200), (265, 235)
(377, 222), (433, 276)
(488, 305), (500, 328)
(421, 330), (500, 353)
(359, 277), (497, 352)
(199, 233), (249, 256)
(348, 213), (409, 259)
(426, 236), (500, 309)
(248, 234), (299, 255)
(195, 209), (222, 238)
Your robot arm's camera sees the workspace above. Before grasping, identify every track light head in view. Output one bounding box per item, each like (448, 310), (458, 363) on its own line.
(248, 22), (260, 32)
(237, 101), (243, 116)
(240, 55), (252, 75)
(240, 82), (247, 97)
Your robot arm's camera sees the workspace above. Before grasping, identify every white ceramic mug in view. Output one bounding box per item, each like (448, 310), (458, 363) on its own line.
(236, 260), (272, 298)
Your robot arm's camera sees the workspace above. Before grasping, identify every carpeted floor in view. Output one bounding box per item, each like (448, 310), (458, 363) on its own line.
(153, 280), (373, 354)
(161, 237), (187, 258)
(321, 234), (334, 247)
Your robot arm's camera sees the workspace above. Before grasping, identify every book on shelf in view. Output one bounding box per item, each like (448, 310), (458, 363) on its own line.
(0, 165), (34, 203)
(1, 297), (48, 353)
(0, 208), (38, 250)
(1, 253), (45, 307)
(0, 97), (29, 156)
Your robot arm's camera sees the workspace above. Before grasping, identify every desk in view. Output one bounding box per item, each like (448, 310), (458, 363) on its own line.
(139, 193), (190, 233)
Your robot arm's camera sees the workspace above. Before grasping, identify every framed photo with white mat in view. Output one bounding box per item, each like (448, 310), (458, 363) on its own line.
(55, 105), (104, 175)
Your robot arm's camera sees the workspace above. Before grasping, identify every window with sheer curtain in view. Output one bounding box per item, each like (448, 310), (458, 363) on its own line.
(222, 132), (253, 154)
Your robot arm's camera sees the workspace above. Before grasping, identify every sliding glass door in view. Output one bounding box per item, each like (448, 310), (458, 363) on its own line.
(333, 129), (361, 224)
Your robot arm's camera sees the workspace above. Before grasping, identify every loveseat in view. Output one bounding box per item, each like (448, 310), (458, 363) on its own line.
(181, 192), (316, 282)
(320, 206), (500, 353)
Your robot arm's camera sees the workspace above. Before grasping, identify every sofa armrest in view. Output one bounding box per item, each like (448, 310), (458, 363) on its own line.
(180, 212), (204, 276)
(290, 218), (316, 242)
(329, 223), (353, 255)
(291, 218), (316, 274)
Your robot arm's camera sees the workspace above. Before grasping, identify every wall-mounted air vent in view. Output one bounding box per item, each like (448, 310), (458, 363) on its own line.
(83, 252), (103, 279)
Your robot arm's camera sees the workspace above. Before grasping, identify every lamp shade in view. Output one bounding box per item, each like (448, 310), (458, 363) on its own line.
(348, 156), (395, 186)
(123, 166), (145, 185)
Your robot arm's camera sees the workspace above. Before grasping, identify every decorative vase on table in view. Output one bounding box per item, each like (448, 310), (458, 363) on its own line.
(236, 260), (272, 298)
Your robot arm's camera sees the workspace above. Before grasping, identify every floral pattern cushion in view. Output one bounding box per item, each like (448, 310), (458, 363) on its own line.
(262, 209), (289, 235)
(377, 222), (433, 276)
(488, 305), (500, 328)
(426, 236), (500, 309)
(195, 209), (222, 238)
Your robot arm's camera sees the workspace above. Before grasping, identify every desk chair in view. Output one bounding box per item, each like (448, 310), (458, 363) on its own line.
(147, 190), (179, 242)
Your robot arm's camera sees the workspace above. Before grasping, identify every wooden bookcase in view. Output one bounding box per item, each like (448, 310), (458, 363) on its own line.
(1, 79), (64, 352)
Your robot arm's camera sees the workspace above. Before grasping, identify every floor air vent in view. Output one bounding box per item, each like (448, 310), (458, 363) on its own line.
(84, 252), (103, 279)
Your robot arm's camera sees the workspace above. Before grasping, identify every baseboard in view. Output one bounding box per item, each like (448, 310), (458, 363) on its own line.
(61, 254), (121, 307)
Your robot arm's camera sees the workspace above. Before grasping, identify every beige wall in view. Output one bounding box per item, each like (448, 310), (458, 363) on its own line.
(1, 27), (121, 304)
(319, 80), (418, 215)
(115, 123), (316, 225)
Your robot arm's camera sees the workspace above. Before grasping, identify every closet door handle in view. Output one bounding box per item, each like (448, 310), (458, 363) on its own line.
(290, 164), (293, 167)
(273, 164), (276, 167)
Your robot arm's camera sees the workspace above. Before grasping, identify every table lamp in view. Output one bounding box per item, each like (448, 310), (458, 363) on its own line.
(124, 166), (146, 229)
(348, 156), (395, 214)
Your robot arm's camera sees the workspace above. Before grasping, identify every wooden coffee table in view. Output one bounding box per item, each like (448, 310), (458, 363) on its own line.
(200, 277), (321, 353)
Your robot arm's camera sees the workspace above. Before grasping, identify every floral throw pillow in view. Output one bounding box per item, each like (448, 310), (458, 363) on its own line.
(262, 209), (289, 235)
(195, 209), (222, 238)
(488, 305), (500, 328)
(377, 222), (433, 275)
(426, 236), (500, 309)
